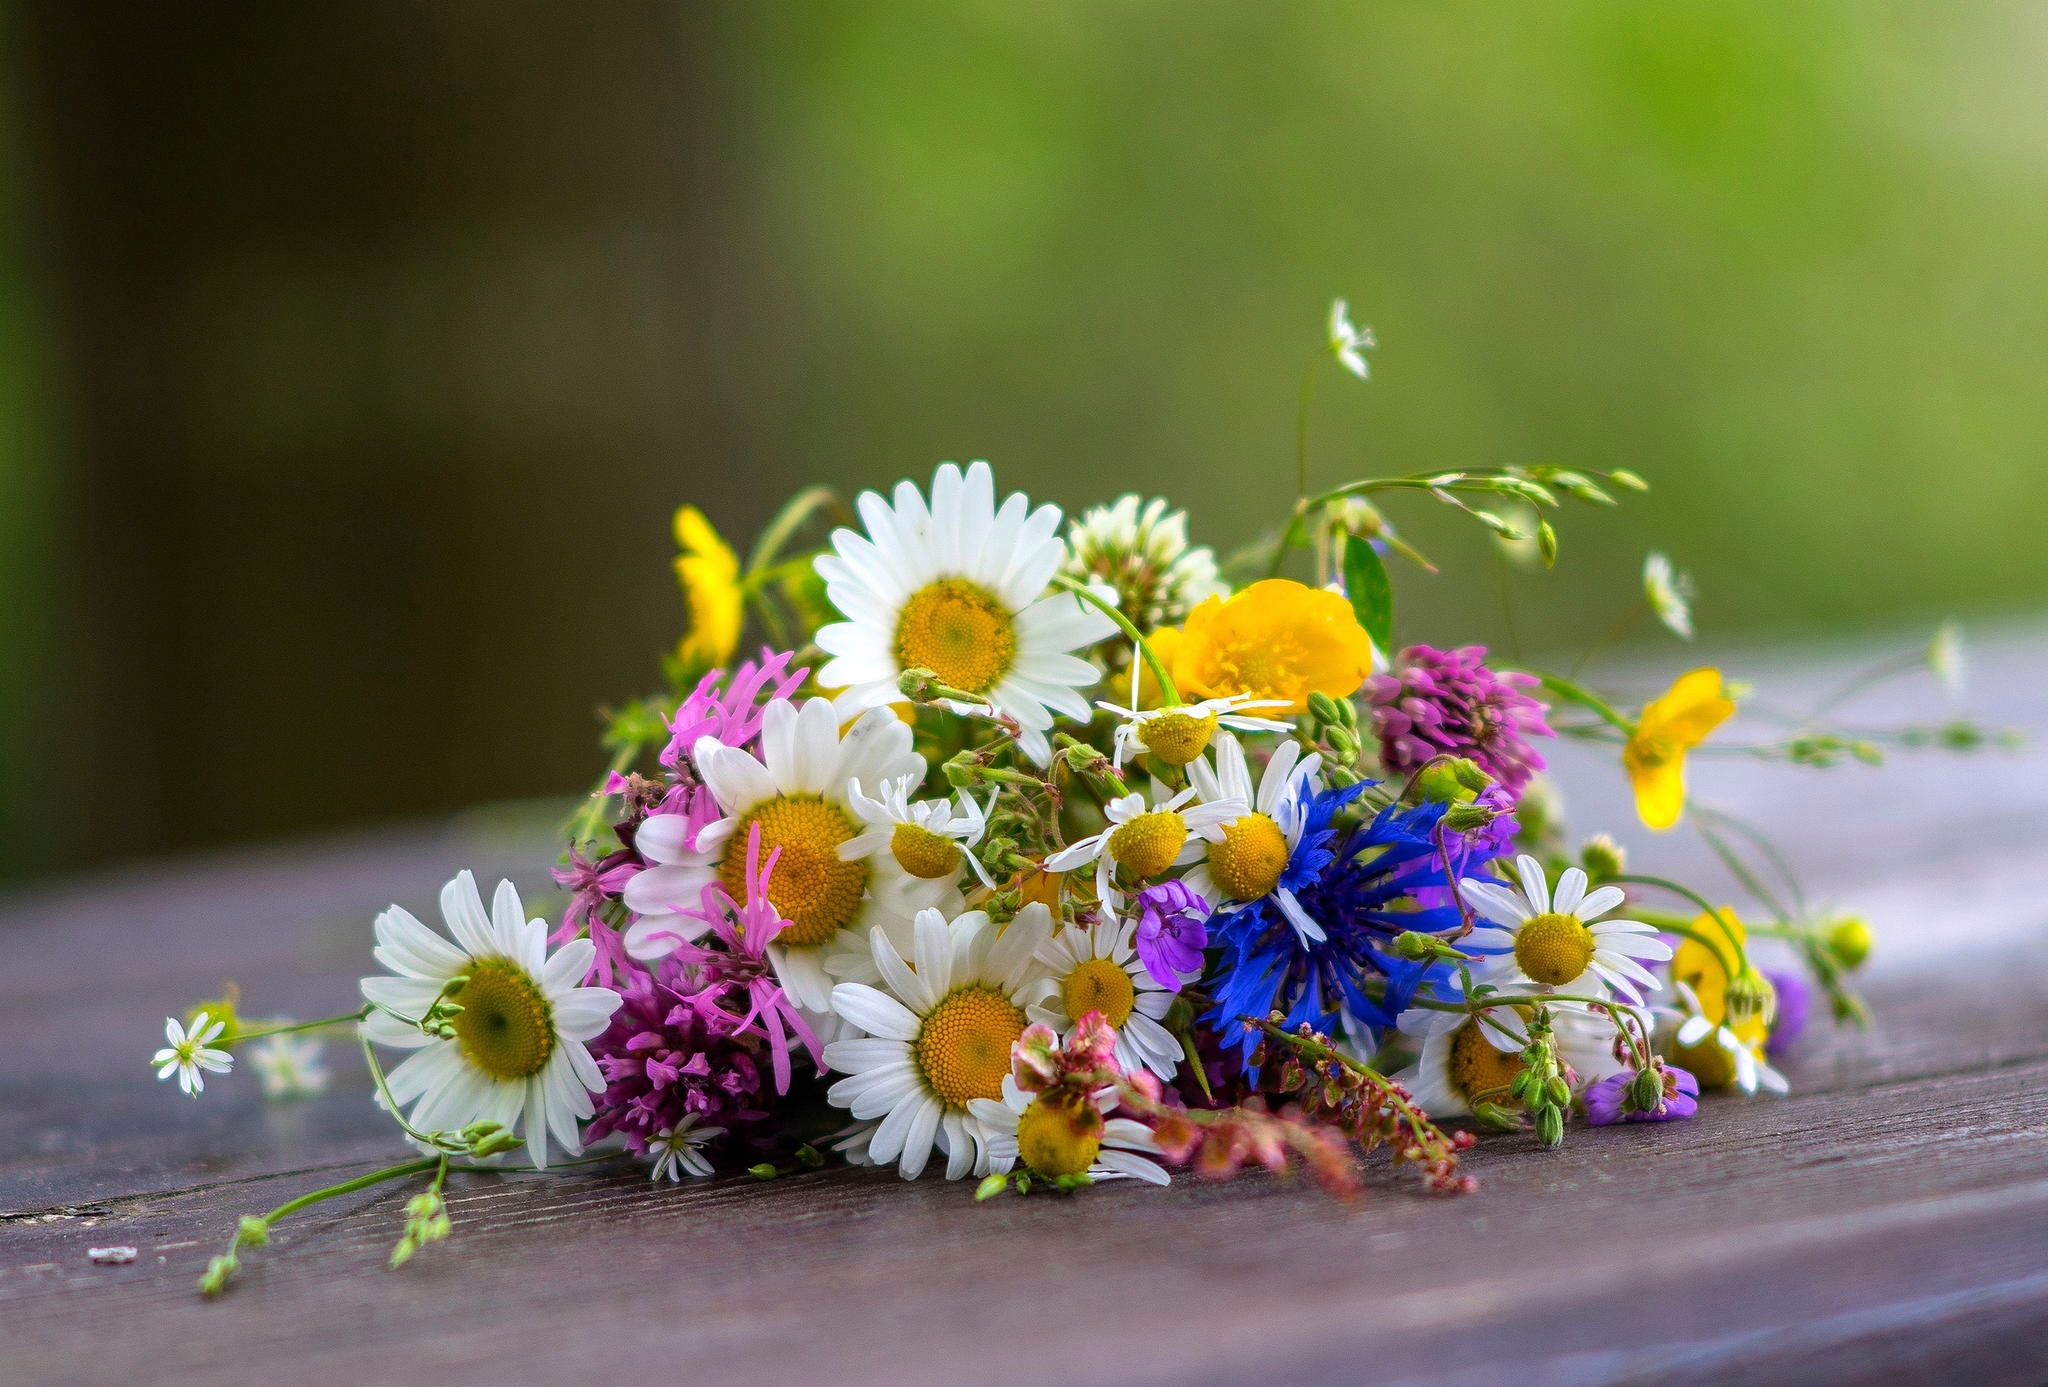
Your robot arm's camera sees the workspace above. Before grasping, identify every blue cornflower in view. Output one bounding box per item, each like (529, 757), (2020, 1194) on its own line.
(1204, 793), (1502, 1072)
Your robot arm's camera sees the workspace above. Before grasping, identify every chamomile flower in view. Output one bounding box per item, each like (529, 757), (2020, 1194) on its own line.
(1061, 494), (1227, 633)
(1394, 1003), (1627, 1119)
(647, 1113), (726, 1181)
(1029, 917), (1182, 1080)
(249, 1032), (329, 1100)
(1670, 980), (1787, 1095)
(812, 460), (1120, 766)
(1043, 783), (1245, 907)
(623, 697), (957, 1012)
(1180, 733), (1325, 942)
(822, 903), (1057, 1180)
(359, 871), (623, 1168)
(1458, 855), (1673, 1003)
(968, 1076), (1169, 1184)
(1096, 655), (1292, 770)
(842, 773), (997, 889)
(152, 1012), (233, 1097)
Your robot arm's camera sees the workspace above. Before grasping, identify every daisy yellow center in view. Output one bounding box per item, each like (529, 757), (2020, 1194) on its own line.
(1014, 1094), (1105, 1179)
(1514, 912), (1595, 986)
(1207, 813), (1289, 901)
(1137, 711), (1217, 766)
(1061, 958), (1137, 1027)
(722, 795), (867, 949)
(895, 579), (1016, 695)
(449, 957), (555, 1081)
(914, 986), (1028, 1110)
(1448, 1019), (1525, 1106)
(1106, 810), (1188, 879)
(890, 821), (962, 879)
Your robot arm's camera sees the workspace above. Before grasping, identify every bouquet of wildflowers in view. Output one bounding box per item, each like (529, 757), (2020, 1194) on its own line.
(154, 304), (1996, 1296)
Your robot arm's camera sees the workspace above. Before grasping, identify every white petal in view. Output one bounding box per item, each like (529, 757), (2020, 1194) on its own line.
(830, 983), (920, 1041)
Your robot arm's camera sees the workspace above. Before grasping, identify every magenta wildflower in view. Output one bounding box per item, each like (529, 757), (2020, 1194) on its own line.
(663, 649), (807, 774)
(550, 844), (643, 984)
(1133, 881), (1210, 992)
(1364, 644), (1553, 793)
(668, 824), (823, 1094)
(584, 955), (776, 1167)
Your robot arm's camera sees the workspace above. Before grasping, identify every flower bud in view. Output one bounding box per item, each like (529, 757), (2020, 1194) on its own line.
(1307, 691), (1343, 727)
(1443, 803), (1499, 834)
(1415, 758), (1487, 805)
(1535, 1104), (1565, 1147)
(1724, 969), (1777, 1026)
(1391, 929), (1441, 961)
(235, 1215), (270, 1248)
(1579, 834), (1626, 883)
(1624, 1067), (1666, 1114)
(897, 667), (941, 701)
(1543, 1075), (1571, 1109)
(1824, 915), (1873, 971)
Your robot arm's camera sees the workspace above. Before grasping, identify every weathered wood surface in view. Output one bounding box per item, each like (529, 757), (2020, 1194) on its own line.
(4, 625), (2045, 1387)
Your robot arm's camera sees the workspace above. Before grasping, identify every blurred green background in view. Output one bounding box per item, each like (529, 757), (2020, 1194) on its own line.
(3, 2), (2045, 883)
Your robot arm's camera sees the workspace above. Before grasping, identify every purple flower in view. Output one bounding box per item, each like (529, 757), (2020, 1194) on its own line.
(584, 953), (777, 1166)
(1134, 880), (1210, 992)
(1363, 644), (1553, 793)
(1584, 1064), (1700, 1126)
(1764, 968), (1811, 1055)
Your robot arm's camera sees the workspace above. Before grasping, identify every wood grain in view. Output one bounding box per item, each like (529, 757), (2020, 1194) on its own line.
(3, 625), (2045, 1386)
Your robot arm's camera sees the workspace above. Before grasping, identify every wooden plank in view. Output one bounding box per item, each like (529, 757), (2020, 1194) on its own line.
(2, 624), (2043, 1384)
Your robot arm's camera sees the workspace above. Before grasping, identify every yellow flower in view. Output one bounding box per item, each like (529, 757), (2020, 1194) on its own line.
(1172, 579), (1374, 715)
(1623, 667), (1734, 831)
(673, 506), (743, 671)
(1669, 908), (1775, 1090)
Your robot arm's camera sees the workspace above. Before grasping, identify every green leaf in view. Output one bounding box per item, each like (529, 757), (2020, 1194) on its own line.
(1341, 534), (1395, 658)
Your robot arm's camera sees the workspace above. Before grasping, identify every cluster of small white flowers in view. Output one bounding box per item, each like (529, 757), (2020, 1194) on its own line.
(1062, 494), (1226, 633)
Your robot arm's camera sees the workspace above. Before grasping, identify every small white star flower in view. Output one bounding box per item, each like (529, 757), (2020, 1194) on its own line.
(249, 1031), (329, 1100)
(152, 1012), (233, 1097)
(1328, 299), (1376, 380)
(648, 1113), (727, 1181)
(1643, 553), (1695, 640)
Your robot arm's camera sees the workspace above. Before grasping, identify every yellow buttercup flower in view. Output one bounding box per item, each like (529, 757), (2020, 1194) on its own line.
(1669, 908), (1783, 1093)
(673, 506), (743, 671)
(1172, 579), (1374, 715)
(1623, 667), (1734, 831)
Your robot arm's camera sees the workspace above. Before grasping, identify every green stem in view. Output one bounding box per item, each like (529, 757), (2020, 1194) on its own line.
(743, 484), (850, 575)
(1521, 670), (1635, 735)
(1050, 575), (1180, 705)
(228, 1009), (368, 1046)
(259, 1157), (441, 1228)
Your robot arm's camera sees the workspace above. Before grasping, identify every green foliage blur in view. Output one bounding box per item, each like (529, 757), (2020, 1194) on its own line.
(3, 3), (2044, 879)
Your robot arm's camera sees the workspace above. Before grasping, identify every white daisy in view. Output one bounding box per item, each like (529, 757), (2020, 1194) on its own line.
(1029, 916), (1182, 1081)
(842, 773), (997, 889)
(152, 1012), (233, 1097)
(1096, 657), (1293, 770)
(1670, 980), (1789, 1096)
(812, 460), (1120, 766)
(822, 903), (1057, 1180)
(1457, 855), (1674, 1004)
(359, 870), (623, 1168)
(1394, 1003), (1627, 1119)
(622, 696), (958, 1012)
(1180, 733), (1326, 944)
(647, 1113), (726, 1181)
(1061, 493), (1227, 633)
(1043, 782), (1244, 908)
(249, 1031), (329, 1100)
(968, 1076), (1169, 1185)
